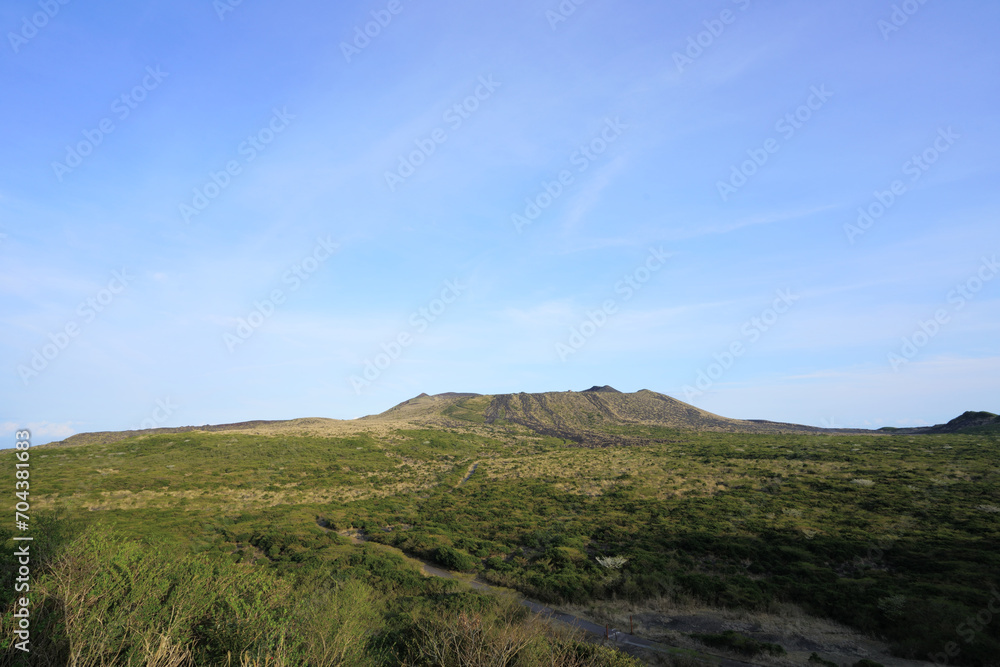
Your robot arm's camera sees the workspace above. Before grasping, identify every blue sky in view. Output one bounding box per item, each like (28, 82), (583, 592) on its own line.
(2, 0), (998, 444)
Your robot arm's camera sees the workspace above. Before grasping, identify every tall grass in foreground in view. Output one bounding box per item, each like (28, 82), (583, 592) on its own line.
(1, 524), (382, 666)
(400, 601), (640, 666)
(1, 524), (641, 666)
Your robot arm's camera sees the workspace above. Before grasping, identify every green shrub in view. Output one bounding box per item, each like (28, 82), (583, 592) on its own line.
(691, 630), (786, 657)
(434, 545), (479, 572)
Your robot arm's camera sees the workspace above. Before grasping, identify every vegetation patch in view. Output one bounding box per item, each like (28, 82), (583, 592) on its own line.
(690, 630), (785, 657)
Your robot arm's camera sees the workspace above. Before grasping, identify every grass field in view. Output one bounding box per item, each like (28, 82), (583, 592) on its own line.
(3, 421), (999, 665)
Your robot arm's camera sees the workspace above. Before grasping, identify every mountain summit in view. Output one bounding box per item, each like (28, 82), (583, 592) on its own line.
(370, 388), (872, 446)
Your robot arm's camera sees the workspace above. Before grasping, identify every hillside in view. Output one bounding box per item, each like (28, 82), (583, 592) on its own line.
(880, 410), (1000, 435)
(45, 387), (996, 452)
(8, 389), (1000, 665)
(48, 387), (877, 449)
(375, 387), (876, 447)
(47, 417), (352, 448)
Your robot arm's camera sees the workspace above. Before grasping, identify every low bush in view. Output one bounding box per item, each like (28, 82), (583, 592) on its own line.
(434, 545), (479, 572)
(690, 630), (785, 657)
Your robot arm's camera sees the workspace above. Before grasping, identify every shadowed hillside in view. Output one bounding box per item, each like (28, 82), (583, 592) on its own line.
(880, 410), (1000, 435)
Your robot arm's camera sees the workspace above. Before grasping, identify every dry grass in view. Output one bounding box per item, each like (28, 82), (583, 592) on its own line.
(33, 478), (447, 512)
(479, 451), (847, 510)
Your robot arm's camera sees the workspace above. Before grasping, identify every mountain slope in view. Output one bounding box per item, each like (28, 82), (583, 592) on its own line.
(364, 387), (877, 447)
(880, 410), (1000, 435)
(924, 410), (1000, 434)
(49, 386), (989, 449)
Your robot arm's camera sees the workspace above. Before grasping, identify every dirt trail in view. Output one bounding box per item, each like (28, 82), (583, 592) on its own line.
(332, 527), (761, 667)
(455, 461), (479, 488)
(336, 527), (932, 667)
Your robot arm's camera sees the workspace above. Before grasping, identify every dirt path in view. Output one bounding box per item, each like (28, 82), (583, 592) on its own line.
(455, 461), (479, 488)
(333, 527), (762, 667)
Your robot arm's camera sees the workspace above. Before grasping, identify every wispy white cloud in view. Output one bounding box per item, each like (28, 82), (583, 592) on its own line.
(559, 156), (629, 232)
(656, 203), (839, 241)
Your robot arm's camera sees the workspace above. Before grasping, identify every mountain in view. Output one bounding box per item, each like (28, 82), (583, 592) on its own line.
(372, 387), (873, 446)
(49, 386), (991, 449)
